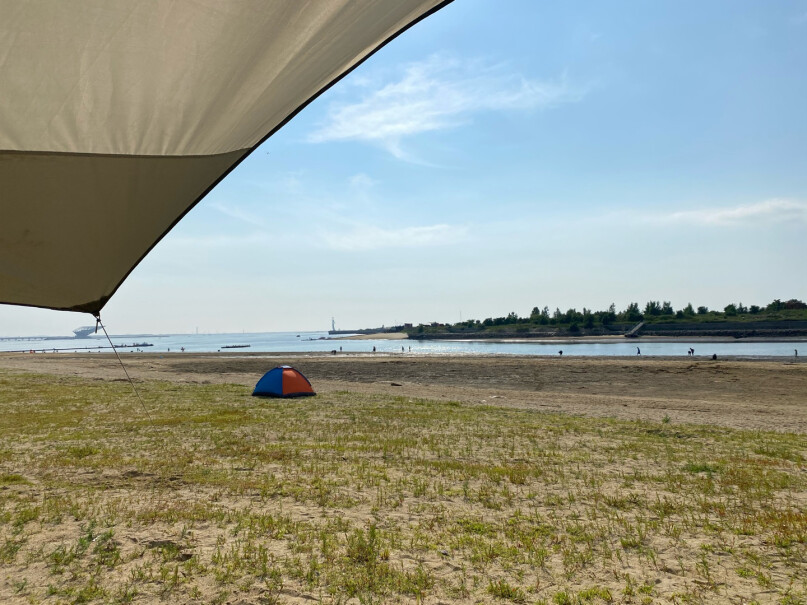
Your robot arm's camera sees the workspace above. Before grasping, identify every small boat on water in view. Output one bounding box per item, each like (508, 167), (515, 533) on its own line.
(221, 344), (250, 349)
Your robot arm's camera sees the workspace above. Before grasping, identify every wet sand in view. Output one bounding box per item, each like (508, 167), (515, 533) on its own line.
(1, 352), (805, 433)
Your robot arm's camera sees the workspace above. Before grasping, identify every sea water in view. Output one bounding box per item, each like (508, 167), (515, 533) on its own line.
(0, 331), (803, 358)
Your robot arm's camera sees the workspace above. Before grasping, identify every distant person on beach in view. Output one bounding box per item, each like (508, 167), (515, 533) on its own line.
(372, 346), (376, 352)
(712, 353), (717, 360)
(637, 347), (641, 355)
(558, 350), (563, 356)
(402, 346), (405, 353)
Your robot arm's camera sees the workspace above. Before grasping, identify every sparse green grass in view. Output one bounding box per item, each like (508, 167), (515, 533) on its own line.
(0, 369), (805, 603)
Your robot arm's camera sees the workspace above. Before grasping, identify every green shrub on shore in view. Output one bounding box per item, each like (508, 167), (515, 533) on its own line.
(413, 298), (807, 336)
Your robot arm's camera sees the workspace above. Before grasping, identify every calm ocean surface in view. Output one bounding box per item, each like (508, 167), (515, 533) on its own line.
(0, 331), (803, 358)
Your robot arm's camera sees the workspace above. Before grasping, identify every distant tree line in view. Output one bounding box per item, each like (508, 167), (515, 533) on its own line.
(415, 298), (807, 333)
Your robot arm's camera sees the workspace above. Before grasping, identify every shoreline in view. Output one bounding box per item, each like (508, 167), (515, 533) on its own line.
(2, 350), (804, 361)
(409, 334), (807, 343)
(324, 332), (807, 345)
(426, 335), (807, 344)
(328, 332), (408, 340)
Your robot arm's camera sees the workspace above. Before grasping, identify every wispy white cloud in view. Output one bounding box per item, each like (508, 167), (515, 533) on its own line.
(309, 55), (587, 159)
(209, 202), (265, 227)
(320, 223), (468, 251)
(646, 199), (807, 226)
(164, 233), (269, 248)
(349, 173), (377, 192)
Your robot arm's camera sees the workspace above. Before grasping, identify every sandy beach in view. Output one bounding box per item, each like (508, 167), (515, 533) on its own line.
(1, 352), (805, 433)
(2, 352), (806, 604)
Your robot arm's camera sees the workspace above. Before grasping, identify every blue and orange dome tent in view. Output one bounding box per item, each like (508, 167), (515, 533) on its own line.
(253, 366), (316, 398)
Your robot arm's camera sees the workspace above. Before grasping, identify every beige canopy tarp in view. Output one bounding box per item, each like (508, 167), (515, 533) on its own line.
(0, 0), (450, 314)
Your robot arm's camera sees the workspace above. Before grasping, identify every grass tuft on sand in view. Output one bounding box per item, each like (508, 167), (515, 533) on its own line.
(0, 369), (805, 603)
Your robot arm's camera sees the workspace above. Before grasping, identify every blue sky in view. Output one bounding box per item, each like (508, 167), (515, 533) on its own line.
(3, 0), (806, 335)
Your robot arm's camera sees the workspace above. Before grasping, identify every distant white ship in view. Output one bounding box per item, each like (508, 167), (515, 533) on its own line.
(73, 326), (96, 339)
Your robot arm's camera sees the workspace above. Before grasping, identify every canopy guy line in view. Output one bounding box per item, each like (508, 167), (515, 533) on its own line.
(94, 314), (153, 424)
